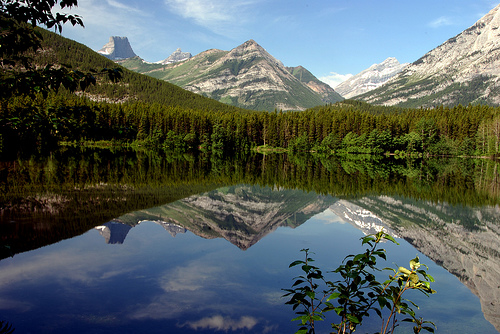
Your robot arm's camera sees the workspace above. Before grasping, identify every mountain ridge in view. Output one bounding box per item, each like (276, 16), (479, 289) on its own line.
(334, 57), (408, 99)
(36, 28), (246, 112)
(118, 39), (343, 111)
(155, 48), (192, 65)
(356, 3), (500, 107)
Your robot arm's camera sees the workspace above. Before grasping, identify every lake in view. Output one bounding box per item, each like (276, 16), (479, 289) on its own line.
(0, 148), (499, 333)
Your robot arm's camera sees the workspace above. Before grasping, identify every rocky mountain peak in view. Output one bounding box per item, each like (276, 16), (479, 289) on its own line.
(471, 3), (500, 51)
(119, 39), (343, 110)
(358, 3), (500, 107)
(157, 48), (192, 65)
(98, 36), (137, 60)
(227, 39), (282, 66)
(410, 3), (500, 77)
(335, 57), (408, 99)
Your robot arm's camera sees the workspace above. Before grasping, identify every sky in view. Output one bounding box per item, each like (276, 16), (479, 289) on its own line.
(59, 0), (500, 88)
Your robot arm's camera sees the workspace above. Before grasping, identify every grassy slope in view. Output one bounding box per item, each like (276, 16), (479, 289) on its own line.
(37, 28), (247, 112)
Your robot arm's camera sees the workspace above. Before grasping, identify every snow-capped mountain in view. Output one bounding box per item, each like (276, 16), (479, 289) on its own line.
(358, 3), (500, 107)
(334, 57), (408, 99)
(156, 48), (192, 65)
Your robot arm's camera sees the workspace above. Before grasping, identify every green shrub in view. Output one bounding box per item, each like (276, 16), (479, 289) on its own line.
(283, 231), (436, 334)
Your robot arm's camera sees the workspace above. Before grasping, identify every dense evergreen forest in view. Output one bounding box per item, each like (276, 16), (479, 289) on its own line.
(3, 87), (500, 159)
(2, 25), (500, 158)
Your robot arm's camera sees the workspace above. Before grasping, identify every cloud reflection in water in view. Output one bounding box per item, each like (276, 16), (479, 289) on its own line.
(181, 315), (258, 331)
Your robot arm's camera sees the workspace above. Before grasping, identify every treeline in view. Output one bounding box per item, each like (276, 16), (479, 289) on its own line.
(3, 90), (500, 158)
(3, 27), (500, 157)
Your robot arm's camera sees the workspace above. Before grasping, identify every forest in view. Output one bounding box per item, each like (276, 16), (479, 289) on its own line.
(2, 89), (500, 159)
(2, 6), (500, 159)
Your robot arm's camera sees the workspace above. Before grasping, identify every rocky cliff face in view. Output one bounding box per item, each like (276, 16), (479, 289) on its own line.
(334, 58), (408, 99)
(358, 3), (500, 107)
(157, 48), (191, 65)
(119, 39), (343, 111)
(98, 36), (137, 60)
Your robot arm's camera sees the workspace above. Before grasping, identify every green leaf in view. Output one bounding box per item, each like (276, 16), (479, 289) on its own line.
(410, 256), (421, 270)
(361, 235), (374, 245)
(346, 314), (360, 324)
(353, 253), (365, 262)
(409, 273), (419, 285)
(302, 265), (313, 272)
(326, 292), (341, 301)
(289, 260), (304, 268)
(305, 290), (315, 299)
(378, 296), (388, 308)
(310, 315), (323, 321)
(384, 234), (398, 244)
(292, 281), (306, 289)
(399, 266), (412, 275)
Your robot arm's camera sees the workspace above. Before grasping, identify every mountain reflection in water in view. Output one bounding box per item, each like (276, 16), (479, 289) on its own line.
(95, 184), (500, 332)
(1, 149), (500, 333)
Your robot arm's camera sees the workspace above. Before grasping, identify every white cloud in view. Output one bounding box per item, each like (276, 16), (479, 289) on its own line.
(428, 16), (454, 28)
(160, 261), (222, 292)
(319, 72), (353, 88)
(164, 0), (259, 35)
(106, 0), (148, 15)
(130, 259), (236, 320)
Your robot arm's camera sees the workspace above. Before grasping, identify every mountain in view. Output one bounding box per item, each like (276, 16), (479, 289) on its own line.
(334, 57), (408, 99)
(155, 48), (192, 65)
(118, 39), (343, 111)
(357, 4), (500, 107)
(98, 36), (137, 60)
(286, 65), (343, 104)
(108, 185), (335, 250)
(36, 29), (244, 112)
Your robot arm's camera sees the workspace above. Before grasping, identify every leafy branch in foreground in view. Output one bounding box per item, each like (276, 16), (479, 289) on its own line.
(1, 0), (123, 100)
(0, 320), (14, 334)
(283, 231), (436, 334)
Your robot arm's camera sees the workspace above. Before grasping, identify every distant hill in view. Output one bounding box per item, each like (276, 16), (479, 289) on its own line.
(357, 3), (500, 107)
(118, 39), (343, 111)
(36, 29), (246, 113)
(334, 57), (408, 99)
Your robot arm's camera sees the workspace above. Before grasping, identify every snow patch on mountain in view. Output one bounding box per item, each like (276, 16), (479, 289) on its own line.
(334, 57), (408, 99)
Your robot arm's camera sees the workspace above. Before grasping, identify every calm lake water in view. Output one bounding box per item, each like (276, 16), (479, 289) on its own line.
(1, 148), (499, 333)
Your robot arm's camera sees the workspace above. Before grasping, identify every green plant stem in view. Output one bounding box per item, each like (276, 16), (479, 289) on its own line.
(382, 279), (410, 334)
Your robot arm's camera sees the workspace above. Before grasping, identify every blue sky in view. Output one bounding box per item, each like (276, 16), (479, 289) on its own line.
(60, 0), (499, 87)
